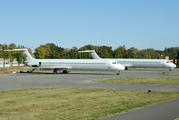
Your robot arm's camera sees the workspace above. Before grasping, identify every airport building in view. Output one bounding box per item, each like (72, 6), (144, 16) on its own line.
(158, 56), (177, 64)
(0, 58), (24, 67)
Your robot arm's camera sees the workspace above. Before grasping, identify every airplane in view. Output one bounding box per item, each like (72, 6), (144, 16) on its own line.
(78, 50), (176, 71)
(5, 49), (125, 74)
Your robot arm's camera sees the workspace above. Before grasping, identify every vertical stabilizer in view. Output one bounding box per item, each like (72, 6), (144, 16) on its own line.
(78, 50), (101, 59)
(4, 49), (35, 61)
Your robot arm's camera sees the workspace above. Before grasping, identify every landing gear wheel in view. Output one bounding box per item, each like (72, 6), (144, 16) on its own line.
(63, 70), (68, 74)
(125, 67), (128, 70)
(116, 71), (120, 75)
(53, 70), (57, 74)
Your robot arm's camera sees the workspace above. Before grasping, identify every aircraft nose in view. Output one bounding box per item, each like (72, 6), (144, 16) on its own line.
(173, 64), (177, 68)
(118, 64), (125, 70)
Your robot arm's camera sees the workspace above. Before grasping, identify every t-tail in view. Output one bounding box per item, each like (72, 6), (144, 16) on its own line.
(4, 49), (35, 61)
(78, 50), (101, 59)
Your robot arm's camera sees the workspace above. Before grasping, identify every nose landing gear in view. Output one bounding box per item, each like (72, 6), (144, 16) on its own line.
(116, 71), (120, 75)
(170, 68), (175, 71)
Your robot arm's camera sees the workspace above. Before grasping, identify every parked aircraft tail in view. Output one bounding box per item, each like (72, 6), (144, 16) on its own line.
(78, 50), (101, 59)
(4, 49), (35, 61)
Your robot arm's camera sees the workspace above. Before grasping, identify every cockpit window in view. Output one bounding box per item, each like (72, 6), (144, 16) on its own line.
(166, 61), (171, 63)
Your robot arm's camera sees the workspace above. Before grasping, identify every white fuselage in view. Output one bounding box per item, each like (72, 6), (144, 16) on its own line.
(24, 59), (125, 71)
(78, 50), (176, 69)
(5, 49), (125, 72)
(110, 58), (176, 68)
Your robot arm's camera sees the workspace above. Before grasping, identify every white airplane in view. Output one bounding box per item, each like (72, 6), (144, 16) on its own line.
(5, 49), (125, 74)
(78, 50), (176, 71)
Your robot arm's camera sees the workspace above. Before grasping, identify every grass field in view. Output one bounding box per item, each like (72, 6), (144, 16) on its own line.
(94, 77), (179, 85)
(0, 88), (179, 120)
(0, 67), (30, 74)
(160, 72), (179, 76)
(0, 67), (50, 74)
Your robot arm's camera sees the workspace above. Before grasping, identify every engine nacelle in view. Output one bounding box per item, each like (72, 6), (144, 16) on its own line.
(24, 61), (41, 67)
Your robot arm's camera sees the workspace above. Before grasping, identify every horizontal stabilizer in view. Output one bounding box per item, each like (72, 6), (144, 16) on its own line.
(78, 50), (95, 53)
(4, 49), (28, 52)
(78, 50), (101, 59)
(5, 49), (35, 61)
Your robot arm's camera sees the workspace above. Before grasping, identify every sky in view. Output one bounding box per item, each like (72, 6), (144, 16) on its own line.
(0, 0), (179, 52)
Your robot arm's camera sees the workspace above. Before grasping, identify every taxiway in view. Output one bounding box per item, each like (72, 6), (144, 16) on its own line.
(0, 68), (179, 120)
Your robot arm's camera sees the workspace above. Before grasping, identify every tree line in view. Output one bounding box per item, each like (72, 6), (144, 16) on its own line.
(0, 43), (179, 65)
(33, 43), (179, 60)
(0, 43), (33, 66)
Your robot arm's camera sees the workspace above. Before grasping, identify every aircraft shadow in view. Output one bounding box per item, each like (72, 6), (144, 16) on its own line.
(21, 71), (115, 75)
(127, 68), (171, 71)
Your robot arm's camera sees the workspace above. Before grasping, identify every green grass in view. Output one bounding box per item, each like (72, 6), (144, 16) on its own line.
(0, 88), (179, 120)
(94, 77), (179, 85)
(160, 72), (179, 76)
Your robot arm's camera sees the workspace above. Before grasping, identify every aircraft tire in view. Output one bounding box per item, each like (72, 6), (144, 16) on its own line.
(63, 70), (68, 74)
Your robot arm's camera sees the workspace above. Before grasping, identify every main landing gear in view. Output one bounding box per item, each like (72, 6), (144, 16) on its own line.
(53, 70), (68, 74)
(53, 69), (58, 74)
(30, 68), (36, 73)
(63, 70), (68, 74)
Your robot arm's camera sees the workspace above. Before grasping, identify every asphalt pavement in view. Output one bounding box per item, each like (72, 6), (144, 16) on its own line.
(0, 68), (179, 120)
(102, 98), (179, 120)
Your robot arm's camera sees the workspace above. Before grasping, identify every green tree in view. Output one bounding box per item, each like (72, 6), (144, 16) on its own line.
(155, 50), (164, 58)
(69, 46), (79, 59)
(164, 48), (169, 56)
(16, 52), (23, 66)
(164, 47), (177, 59)
(0, 44), (3, 58)
(79, 45), (95, 59)
(2, 44), (9, 67)
(48, 43), (64, 59)
(34, 44), (51, 59)
(9, 43), (17, 66)
(34, 43), (66, 59)
(127, 47), (139, 58)
(113, 45), (128, 58)
(97, 45), (113, 58)
(137, 50), (151, 59)
(147, 48), (156, 59)
(173, 58), (176, 64)
(17, 45), (25, 49)
(61, 49), (69, 59)
(176, 47), (179, 59)
(113, 48), (121, 58)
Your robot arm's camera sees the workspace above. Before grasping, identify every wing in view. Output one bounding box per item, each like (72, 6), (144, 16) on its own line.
(31, 66), (72, 70)
(121, 64), (133, 67)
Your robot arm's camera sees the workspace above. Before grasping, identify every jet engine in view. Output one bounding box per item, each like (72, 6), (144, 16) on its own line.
(24, 61), (41, 67)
